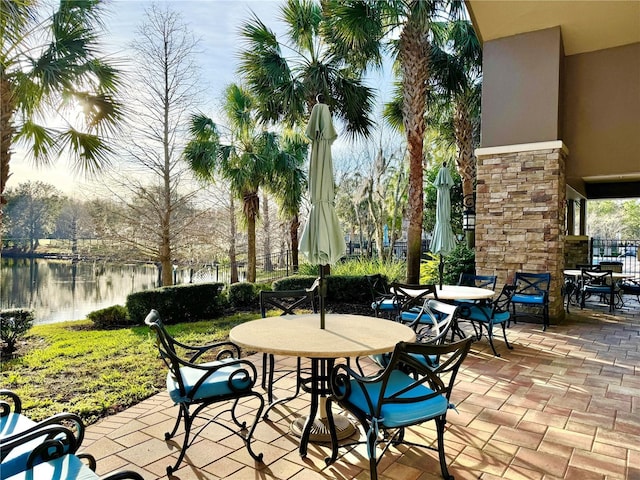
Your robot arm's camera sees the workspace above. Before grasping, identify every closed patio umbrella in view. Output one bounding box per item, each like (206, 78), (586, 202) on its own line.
(299, 99), (345, 329)
(431, 163), (458, 289)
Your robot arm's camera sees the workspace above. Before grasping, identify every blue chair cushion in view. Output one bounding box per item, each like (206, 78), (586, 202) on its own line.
(339, 370), (448, 428)
(0, 413), (69, 478)
(583, 285), (612, 294)
(465, 307), (510, 325)
(511, 294), (545, 305)
(0, 412), (36, 438)
(372, 299), (396, 311)
(3, 454), (98, 480)
(399, 308), (428, 324)
(167, 359), (253, 403)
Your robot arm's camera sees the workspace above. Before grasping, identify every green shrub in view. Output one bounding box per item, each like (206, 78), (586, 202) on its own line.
(332, 257), (406, 282)
(420, 244), (475, 285)
(273, 275), (371, 304)
(273, 275), (318, 291)
(227, 282), (261, 309)
(126, 282), (227, 325)
(0, 309), (34, 356)
(326, 275), (372, 303)
(87, 305), (132, 329)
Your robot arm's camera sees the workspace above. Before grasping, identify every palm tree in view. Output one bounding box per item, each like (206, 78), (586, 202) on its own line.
(237, 0), (376, 138)
(323, 0), (464, 284)
(429, 19), (482, 246)
(1, 0), (122, 208)
(184, 84), (307, 282)
(268, 130), (308, 272)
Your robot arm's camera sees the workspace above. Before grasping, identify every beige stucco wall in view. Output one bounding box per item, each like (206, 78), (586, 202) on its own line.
(482, 30), (640, 197)
(563, 43), (640, 195)
(481, 27), (562, 147)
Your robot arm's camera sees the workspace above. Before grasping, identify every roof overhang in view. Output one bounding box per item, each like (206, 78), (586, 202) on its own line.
(465, 0), (640, 56)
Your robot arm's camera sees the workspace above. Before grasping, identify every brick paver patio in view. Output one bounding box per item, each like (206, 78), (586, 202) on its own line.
(82, 302), (640, 479)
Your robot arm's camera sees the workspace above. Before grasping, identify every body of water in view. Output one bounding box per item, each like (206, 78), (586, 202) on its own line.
(0, 258), (161, 324)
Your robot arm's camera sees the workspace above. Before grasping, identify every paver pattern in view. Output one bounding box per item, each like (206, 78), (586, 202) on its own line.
(83, 303), (640, 479)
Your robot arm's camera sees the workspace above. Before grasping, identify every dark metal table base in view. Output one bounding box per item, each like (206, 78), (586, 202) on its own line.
(295, 357), (356, 456)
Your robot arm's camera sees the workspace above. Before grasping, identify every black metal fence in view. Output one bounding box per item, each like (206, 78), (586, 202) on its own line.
(590, 238), (639, 275)
(344, 240), (430, 260)
(187, 250), (292, 285)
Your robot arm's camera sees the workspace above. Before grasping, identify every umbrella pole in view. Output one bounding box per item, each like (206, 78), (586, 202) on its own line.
(439, 256), (444, 290)
(319, 266), (326, 329)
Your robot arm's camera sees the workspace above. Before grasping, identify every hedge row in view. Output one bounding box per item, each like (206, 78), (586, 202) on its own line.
(126, 282), (227, 325)
(86, 275), (377, 328)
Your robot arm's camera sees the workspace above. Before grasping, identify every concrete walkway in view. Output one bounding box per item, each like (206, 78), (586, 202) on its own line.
(82, 302), (640, 480)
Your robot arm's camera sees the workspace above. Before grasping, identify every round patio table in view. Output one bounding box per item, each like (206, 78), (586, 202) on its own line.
(229, 314), (416, 457)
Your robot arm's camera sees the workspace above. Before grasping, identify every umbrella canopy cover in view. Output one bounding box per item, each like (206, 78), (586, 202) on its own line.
(430, 165), (457, 256)
(299, 103), (345, 265)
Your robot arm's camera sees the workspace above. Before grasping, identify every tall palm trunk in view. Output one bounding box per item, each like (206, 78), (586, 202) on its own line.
(263, 191), (273, 271)
(244, 190), (259, 282)
(290, 214), (300, 272)
(400, 20), (430, 284)
(454, 100), (476, 247)
(454, 101), (475, 210)
(229, 192), (239, 283)
(0, 77), (16, 209)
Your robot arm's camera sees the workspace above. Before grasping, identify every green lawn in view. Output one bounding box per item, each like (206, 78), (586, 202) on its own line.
(0, 313), (259, 424)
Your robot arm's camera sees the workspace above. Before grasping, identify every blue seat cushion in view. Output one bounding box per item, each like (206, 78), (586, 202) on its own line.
(372, 299), (396, 311)
(338, 370), (447, 428)
(0, 413), (65, 478)
(464, 307), (510, 325)
(3, 454), (98, 480)
(399, 308), (429, 324)
(511, 294), (545, 305)
(583, 285), (612, 294)
(167, 359), (253, 403)
(0, 412), (36, 438)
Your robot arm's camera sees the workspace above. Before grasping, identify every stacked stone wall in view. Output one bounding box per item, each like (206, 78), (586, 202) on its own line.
(565, 236), (590, 268)
(475, 145), (567, 322)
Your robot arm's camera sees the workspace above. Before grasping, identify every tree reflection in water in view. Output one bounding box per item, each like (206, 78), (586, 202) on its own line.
(1, 258), (160, 323)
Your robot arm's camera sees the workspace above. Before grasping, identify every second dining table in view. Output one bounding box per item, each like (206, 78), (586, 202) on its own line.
(229, 313), (416, 457)
(392, 284), (496, 301)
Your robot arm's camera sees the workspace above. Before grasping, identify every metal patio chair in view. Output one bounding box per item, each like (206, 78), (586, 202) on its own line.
(259, 289), (315, 414)
(145, 310), (264, 475)
(325, 338), (473, 480)
(510, 272), (551, 330)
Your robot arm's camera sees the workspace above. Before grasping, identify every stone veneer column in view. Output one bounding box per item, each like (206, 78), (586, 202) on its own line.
(475, 141), (568, 323)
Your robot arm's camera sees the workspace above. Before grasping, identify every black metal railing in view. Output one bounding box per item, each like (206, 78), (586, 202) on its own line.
(590, 238), (639, 275)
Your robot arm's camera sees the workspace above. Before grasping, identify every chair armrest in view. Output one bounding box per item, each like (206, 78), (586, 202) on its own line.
(1, 424), (80, 466)
(456, 301), (491, 322)
(184, 340), (242, 363)
(330, 362), (386, 386)
(0, 389), (22, 415)
(0, 412), (85, 448)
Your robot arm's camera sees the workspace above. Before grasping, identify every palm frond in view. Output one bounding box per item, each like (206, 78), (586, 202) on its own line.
(321, 0), (385, 69)
(13, 120), (56, 165)
(0, 0), (38, 57)
(382, 81), (404, 132)
(281, 0), (322, 55)
(58, 128), (113, 176)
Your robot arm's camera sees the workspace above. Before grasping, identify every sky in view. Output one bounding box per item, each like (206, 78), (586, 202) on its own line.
(9, 0), (395, 197)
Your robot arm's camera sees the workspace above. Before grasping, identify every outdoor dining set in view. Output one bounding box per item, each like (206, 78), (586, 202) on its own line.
(563, 265), (640, 312)
(2, 265), (639, 479)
